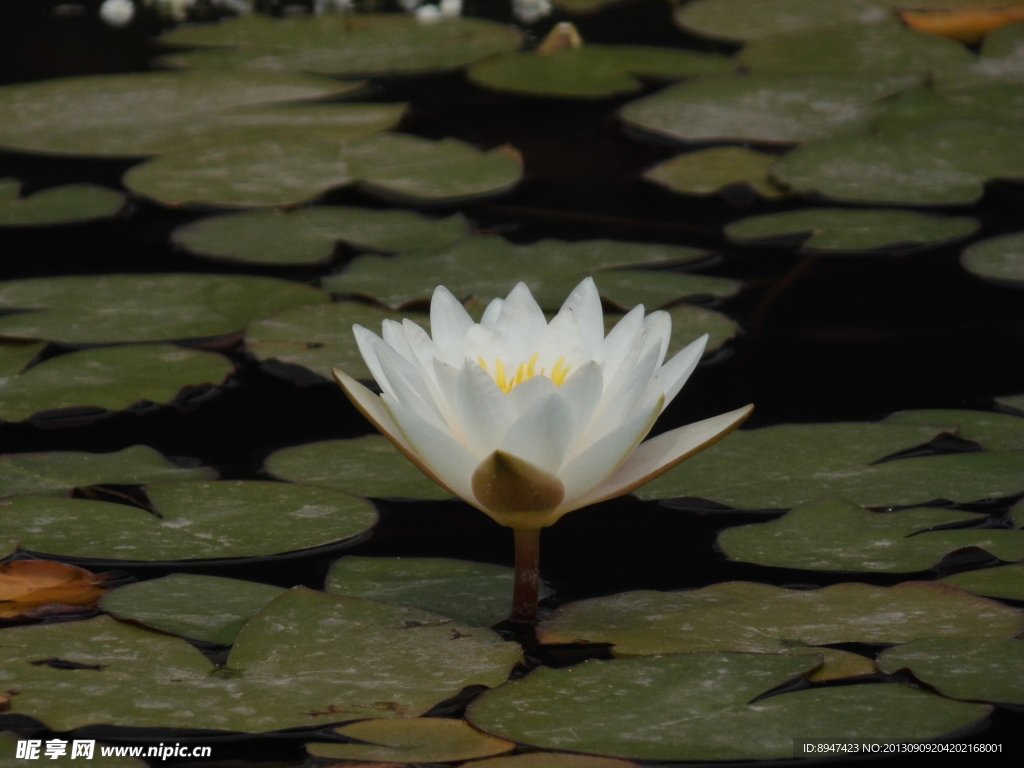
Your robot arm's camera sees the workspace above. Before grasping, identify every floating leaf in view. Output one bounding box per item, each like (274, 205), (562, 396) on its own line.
(619, 73), (919, 145)
(0, 445), (216, 498)
(942, 563), (1024, 601)
(468, 653), (989, 761)
(998, 393), (1024, 413)
(470, 754), (640, 768)
(0, 480), (376, 561)
(266, 436), (451, 499)
(940, 21), (1024, 88)
(725, 208), (979, 253)
(883, 408), (1024, 450)
(0, 340), (44, 377)
(173, 207), (469, 266)
(0, 182), (126, 227)
(99, 574), (285, 645)
(961, 232), (1024, 287)
(307, 718), (514, 762)
(901, 8), (1024, 43)
(654, 303), (738, 355)
(0, 344), (234, 424)
(879, 637), (1024, 704)
(718, 497), (1024, 572)
(0, 560), (110, 618)
(644, 147), (788, 199)
(673, 0), (894, 42)
(124, 133), (523, 208)
(0, 538), (17, 558)
(0, 274), (329, 344)
(874, 83), (1024, 134)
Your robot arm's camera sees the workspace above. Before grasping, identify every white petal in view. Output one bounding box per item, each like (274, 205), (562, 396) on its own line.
(505, 374), (557, 418)
(641, 309), (671, 368)
(557, 361), (603, 451)
(430, 285), (474, 367)
(370, 335), (447, 429)
(402, 318), (438, 381)
(495, 282), (547, 360)
(500, 392), (576, 472)
(454, 358), (517, 456)
(480, 297), (504, 330)
(558, 277), (603, 360)
(353, 324), (394, 398)
(586, 339), (661, 448)
(600, 304), (644, 381)
(535, 305), (581, 372)
(633, 333), (707, 418)
(381, 319), (417, 368)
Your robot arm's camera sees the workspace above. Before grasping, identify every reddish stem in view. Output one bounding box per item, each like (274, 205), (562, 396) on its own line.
(511, 527), (541, 624)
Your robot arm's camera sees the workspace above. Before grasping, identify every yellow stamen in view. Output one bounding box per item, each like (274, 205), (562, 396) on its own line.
(551, 357), (571, 386)
(495, 359), (508, 393)
(477, 356), (487, 371)
(477, 352), (570, 393)
(526, 352), (538, 378)
(514, 362), (526, 386)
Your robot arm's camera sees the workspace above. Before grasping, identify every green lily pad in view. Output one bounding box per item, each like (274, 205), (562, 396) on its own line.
(643, 147), (789, 199)
(883, 408), (1024, 450)
(0, 733), (147, 768)
(879, 637), (1024, 704)
(0, 344), (235, 423)
(998, 393), (1024, 413)
(327, 556), (551, 628)
(467, 45), (734, 99)
(0, 445), (216, 498)
(124, 133), (523, 208)
(158, 14), (524, 78)
(937, 21), (1024, 89)
(0, 340), (44, 377)
(674, 0), (894, 42)
(537, 581), (1024, 655)
(0, 71), (367, 158)
(718, 497), (1024, 572)
(0, 587), (520, 731)
(468, 653), (990, 761)
(619, 73), (919, 145)
(875, 83), (1024, 135)
(173, 207), (470, 266)
(99, 574), (286, 645)
(724, 208), (979, 253)
(0, 537), (18, 558)
(307, 718), (514, 762)
(942, 563), (1024, 601)
(0, 480), (376, 561)
(0, 274), (329, 344)
(471, 754), (640, 768)
(266, 435), (451, 499)
(655, 303), (738, 355)
(0, 181), (126, 227)
(961, 232), (1024, 287)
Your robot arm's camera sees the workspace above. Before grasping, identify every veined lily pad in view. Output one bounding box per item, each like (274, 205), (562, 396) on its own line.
(0, 274), (329, 344)
(0, 340), (44, 377)
(674, 0), (893, 42)
(644, 147), (788, 199)
(307, 718), (514, 762)
(266, 436), (451, 499)
(883, 408), (1024, 450)
(718, 497), (1024, 572)
(0, 181), (126, 227)
(0, 480), (376, 561)
(124, 133), (523, 208)
(0, 733), (146, 768)
(468, 653), (990, 761)
(0, 445), (215, 498)
(879, 637), (1024, 704)
(173, 207), (469, 266)
(463, 754), (640, 768)
(961, 232), (1024, 287)
(942, 563), (1024, 601)
(724, 208), (979, 253)
(619, 73), (919, 145)
(99, 574), (286, 645)
(0, 344), (234, 424)
(0, 588), (520, 731)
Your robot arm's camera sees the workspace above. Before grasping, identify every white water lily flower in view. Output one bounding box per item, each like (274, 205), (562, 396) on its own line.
(333, 278), (752, 530)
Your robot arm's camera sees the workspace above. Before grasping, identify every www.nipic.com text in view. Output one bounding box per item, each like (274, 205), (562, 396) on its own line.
(15, 740), (212, 761)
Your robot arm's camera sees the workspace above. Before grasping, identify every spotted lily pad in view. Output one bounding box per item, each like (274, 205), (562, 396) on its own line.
(0, 445), (215, 498)
(468, 653), (990, 761)
(124, 133), (523, 208)
(0, 587), (521, 731)
(266, 436), (451, 499)
(0, 480), (376, 561)
(0, 274), (329, 344)
(471, 755), (640, 768)
(643, 147), (788, 199)
(718, 497), (1024, 572)
(942, 563), (1024, 601)
(674, 0), (894, 42)
(961, 232), (1024, 287)
(725, 208), (979, 253)
(0, 181), (126, 227)
(173, 207), (470, 266)
(879, 637), (1024, 704)
(307, 718), (514, 762)
(0, 344), (234, 423)
(99, 574), (286, 645)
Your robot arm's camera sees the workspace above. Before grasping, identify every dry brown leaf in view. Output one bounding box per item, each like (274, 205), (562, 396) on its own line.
(900, 8), (1024, 44)
(0, 560), (110, 618)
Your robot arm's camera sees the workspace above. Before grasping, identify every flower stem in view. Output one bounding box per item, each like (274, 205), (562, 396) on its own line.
(511, 527), (541, 624)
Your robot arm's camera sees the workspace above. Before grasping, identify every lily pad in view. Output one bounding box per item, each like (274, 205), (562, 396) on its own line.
(643, 147), (789, 199)
(0, 181), (126, 227)
(124, 133), (523, 208)
(158, 14), (524, 78)
(0, 340), (44, 377)
(0, 274), (329, 344)
(619, 73), (919, 145)
(654, 303), (738, 355)
(674, 0), (894, 42)
(0, 71), (367, 158)
(468, 653), (990, 761)
(265, 436), (451, 499)
(883, 408), (1024, 450)
(0, 445), (216, 498)
(0, 344), (235, 423)
(937, 21), (1024, 89)
(307, 718), (514, 762)
(942, 563), (1024, 601)
(998, 393), (1024, 413)
(961, 232), (1024, 287)
(724, 208), (979, 253)
(173, 207), (470, 266)
(0, 480), (376, 561)
(0, 587), (521, 731)
(471, 754), (640, 768)
(99, 574), (286, 645)
(879, 637), (1024, 704)
(0, 538), (17, 558)
(874, 83), (1024, 135)
(718, 497), (1024, 572)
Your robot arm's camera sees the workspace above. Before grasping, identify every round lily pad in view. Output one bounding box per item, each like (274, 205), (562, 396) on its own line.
(619, 73), (919, 145)
(937, 21), (1024, 89)
(124, 133), (523, 208)
(879, 637), (1024, 704)
(884, 408), (1024, 450)
(961, 232), (1024, 287)
(0, 480), (377, 561)
(471, 754), (640, 768)
(674, 0), (893, 42)
(875, 83), (1024, 135)
(0, 340), (45, 377)
(266, 435), (451, 499)
(468, 653), (990, 761)
(0, 445), (215, 498)
(942, 564), (1024, 601)
(724, 208), (979, 253)
(307, 718), (514, 762)
(173, 207), (470, 266)
(0, 181), (126, 227)
(643, 147), (789, 199)
(99, 574), (286, 645)
(0, 274), (329, 344)
(0, 344), (235, 424)
(0, 538), (18, 558)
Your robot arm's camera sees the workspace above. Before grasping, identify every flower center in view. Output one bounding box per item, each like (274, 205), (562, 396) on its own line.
(477, 353), (572, 393)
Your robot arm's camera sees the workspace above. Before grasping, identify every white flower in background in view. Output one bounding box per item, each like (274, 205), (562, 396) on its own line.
(415, 3), (442, 22)
(439, 0), (462, 17)
(99, 0), (135, 26)
(512, 0), (552, 24)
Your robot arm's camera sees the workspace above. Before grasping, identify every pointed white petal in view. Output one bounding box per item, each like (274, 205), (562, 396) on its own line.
(495, 282), (547, 360)
(505, 374), (557, 418)
(454, 358), (517, 456)
(500, 392), (576, 472)
(586, 340), (661, 449)
(370, 335), (447, 429)
(353, 325), (394, 398)
(641, 309), (672, 367)
(480, 297), (504, 330)
(601, 304), (644, 377)
(536, 306), (581, 372)
(430, 285), (474, 367)
(557, 361), (603, 451)
(402, 318), (438, 380)
(381, 319), (418, 368)
(633, 333), (707, 418)
(559, 277), (604, 360)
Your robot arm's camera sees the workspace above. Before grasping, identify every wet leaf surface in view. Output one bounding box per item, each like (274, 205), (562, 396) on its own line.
(674, 0), (895, 42)
(940, 21), (1024, 87)
(307, 717), (514, 762)
(644, 147), (788, 199)
(961, 231), (1024, 287)
(884, 408), (1024, 450)
(0, 560), (110, 618)
(0, 340), (45, 377)
(941, 563), (1024, 601)
(0, 181), (126, 227)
